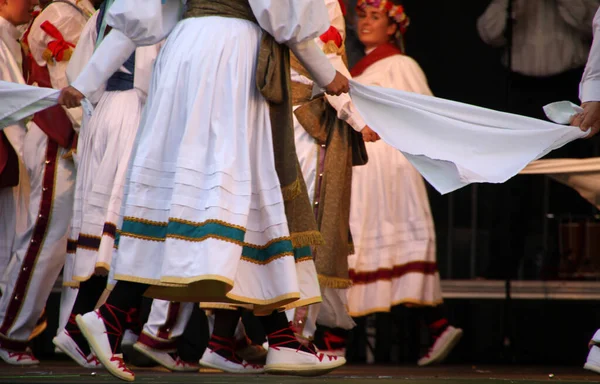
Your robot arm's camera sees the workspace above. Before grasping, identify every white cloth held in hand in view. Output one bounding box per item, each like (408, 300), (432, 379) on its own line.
(349, 80), (587, 195)
(543, 101), (583, 124)
(0, 79), (588, 196)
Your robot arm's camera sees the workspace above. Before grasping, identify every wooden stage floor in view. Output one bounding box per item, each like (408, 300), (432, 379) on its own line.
(0, 362), (596, 384)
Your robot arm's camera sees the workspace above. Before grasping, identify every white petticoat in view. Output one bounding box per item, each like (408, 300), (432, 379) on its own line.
(347, 140), (443, 317)
(66, 89), (142, 286)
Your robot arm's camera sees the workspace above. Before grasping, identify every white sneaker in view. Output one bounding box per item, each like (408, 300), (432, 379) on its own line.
(264, 346), (346, 376)
(133, 341), (199, 372)
(0, 347), (39, 365)
(584, 330), (600, 374)
(76, 311), (134, 382)
(418, 326), (463, 366)
(200, 347), (264, 374)
(585, 345), (600, 374)
(53, 330), (101, 369)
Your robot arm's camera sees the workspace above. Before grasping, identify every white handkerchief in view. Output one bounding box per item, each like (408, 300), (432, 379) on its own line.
(349, 80), (586, 194)
(543, 101), (584, 125)
(0, 81), (60, 130)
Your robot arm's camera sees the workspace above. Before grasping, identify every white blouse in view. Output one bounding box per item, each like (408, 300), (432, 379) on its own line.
(72, 0), (336, 97)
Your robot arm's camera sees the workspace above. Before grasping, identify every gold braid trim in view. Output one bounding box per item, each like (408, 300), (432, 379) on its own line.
(318, 275), (353, 289)
(291, 230), (324, 248)
(322, 41), (346, 57)
(280, 177), (302, 201)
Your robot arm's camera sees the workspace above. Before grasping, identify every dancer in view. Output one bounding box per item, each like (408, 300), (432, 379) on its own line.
(346, 0), (463, 366)
(0, 0), (92, 364)
(59, 0), (349, 380)
(287, 0), (372, 356)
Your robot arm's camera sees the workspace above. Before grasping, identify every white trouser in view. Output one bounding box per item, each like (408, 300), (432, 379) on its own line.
(0, 129), (30, 276)
(137, 300), (194, 352)
(0, 125), (75, 351)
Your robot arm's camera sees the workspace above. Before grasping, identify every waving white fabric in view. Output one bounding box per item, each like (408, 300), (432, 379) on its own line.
(0, 81), (95, 130)
(0, 81), (59, 129)
(349, 80), (588, 194)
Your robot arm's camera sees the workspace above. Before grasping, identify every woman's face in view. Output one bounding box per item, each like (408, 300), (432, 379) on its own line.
(357, 6), (397, 50)
(0, 0), (38, 26)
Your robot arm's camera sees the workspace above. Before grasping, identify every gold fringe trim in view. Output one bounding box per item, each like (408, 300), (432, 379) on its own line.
(318, 275), (352, 289)
(281, 177), (302, 201)
(322, 41), (346, 57)
(291, 230), (324, 248)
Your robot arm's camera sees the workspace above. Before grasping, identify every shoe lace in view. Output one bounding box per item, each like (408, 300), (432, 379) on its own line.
(208, 335), (261, 368)
(208, 334), (242, 364)
(96, 305), (137, 354)
(110, 355), (134, 375)
(8, 351), (35, 362)
(323, 331), (346, 351)
(173, 355), (196, 368)
(266, 322), (322, 357)
(87, 354), (101, 366)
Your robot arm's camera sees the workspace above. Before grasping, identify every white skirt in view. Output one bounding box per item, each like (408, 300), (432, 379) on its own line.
(115, 17), (320, 311)
(347, 140), (443, 317)
(66, 89), (142, 285)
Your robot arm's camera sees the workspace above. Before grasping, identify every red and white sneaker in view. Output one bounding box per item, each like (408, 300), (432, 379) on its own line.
(418, 326), (463, 366)
(133, 341), (199, 372)
(53, 330), (101, 369)
(0, 347), (39, 365)
(200, 335), (264, 374)
(76, 311), (135, 381)
(264, 326), (345, 376)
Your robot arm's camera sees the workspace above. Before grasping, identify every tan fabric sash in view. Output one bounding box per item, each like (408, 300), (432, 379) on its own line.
(291, 44), (368, 287)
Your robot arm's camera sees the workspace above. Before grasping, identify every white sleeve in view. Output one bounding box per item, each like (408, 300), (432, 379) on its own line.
(0, 48), (27, 154)
(324, 55), (365, 131)
(289, 40), (336, 87)
(250, 0), (329, 44)
(580, 7), (600, 103)
(70, 30), (135, 98)
(250, 0), (336, 87)
(71, 0), (182, 97)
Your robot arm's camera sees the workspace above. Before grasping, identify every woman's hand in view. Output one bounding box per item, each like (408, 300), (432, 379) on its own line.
(324, 71), (350, 96)
(58, 86), (84, 108)
(361, 126), (380, 142)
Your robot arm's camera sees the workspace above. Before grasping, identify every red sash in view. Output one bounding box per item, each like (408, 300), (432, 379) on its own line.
(350, 43), (403, 78)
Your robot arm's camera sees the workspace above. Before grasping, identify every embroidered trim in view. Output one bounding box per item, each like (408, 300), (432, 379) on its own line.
(280, 177), (302, 201)
(318, 275), (353, 289)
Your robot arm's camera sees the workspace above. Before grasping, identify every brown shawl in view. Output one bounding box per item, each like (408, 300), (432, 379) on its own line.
(291, 58), (368, 288)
